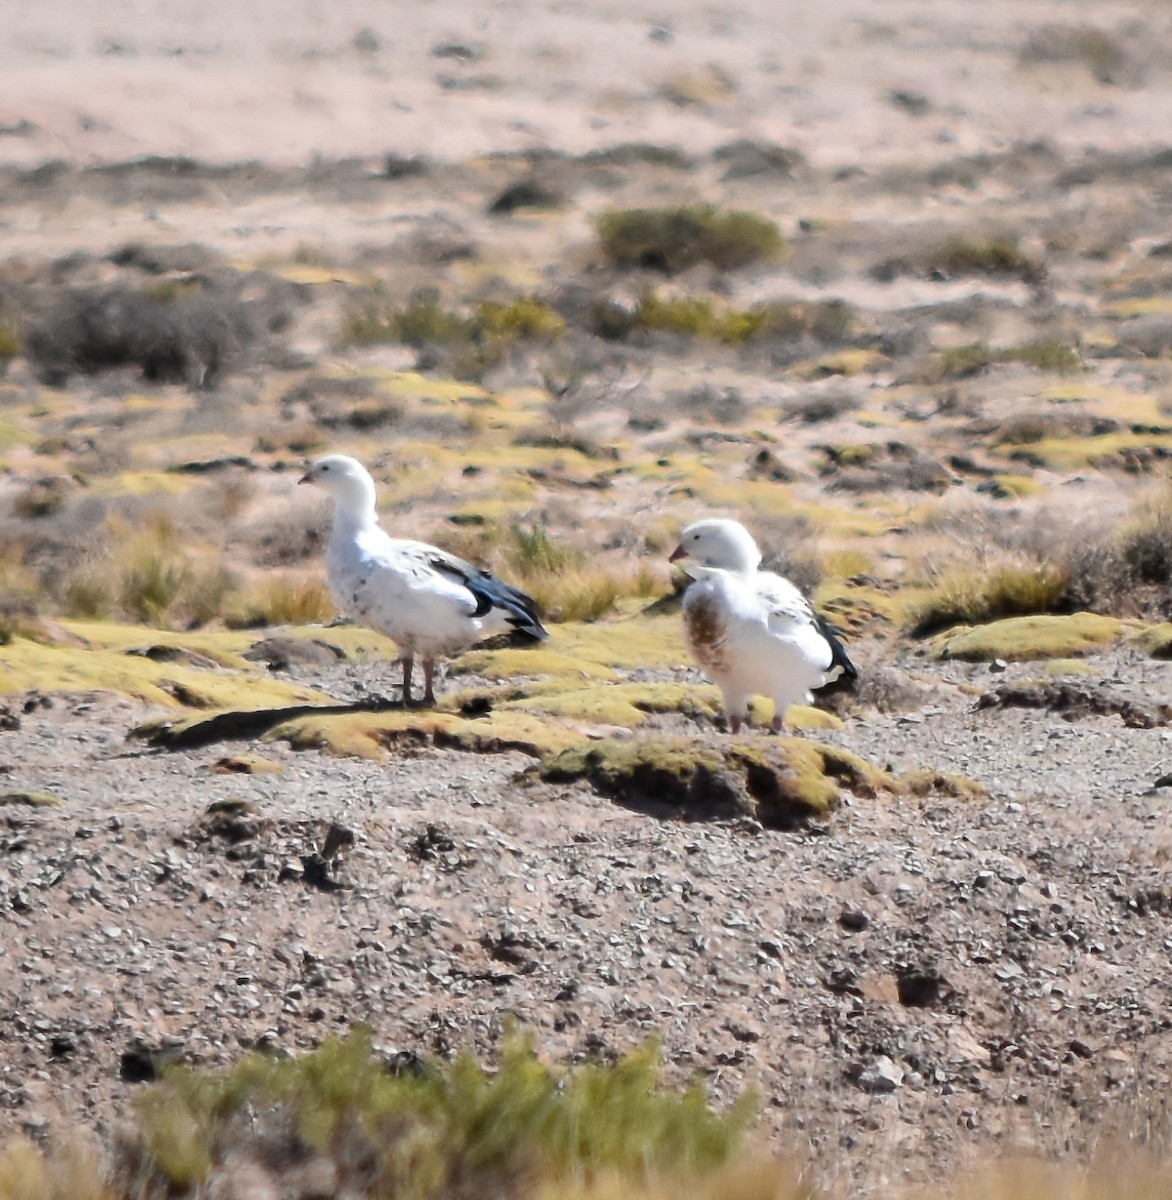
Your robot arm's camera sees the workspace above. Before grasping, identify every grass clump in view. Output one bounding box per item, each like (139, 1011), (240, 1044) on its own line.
(118, 524), (195, 626)
(229, 574), (335, 627)
(51, 515), (240, 629)
(118, 1028), (755, 1198)
(596, 205), (782, 273)
(502, 526), (661, 623)
(908, 564), (1071, 635)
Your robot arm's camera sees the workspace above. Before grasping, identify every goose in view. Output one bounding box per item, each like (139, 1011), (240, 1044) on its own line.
(299, 454), (548, 705)
(669, 518), (856, 732)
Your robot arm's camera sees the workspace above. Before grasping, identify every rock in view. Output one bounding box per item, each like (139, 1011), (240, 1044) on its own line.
(243, 637), (346, 671)
(856, 1056), (904, 1093)
(126, 644), (223, 670)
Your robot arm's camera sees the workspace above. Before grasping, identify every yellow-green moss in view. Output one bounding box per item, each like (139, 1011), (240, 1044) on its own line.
(0, 633), (332, 709)
(1040, 658), (1094, 676)
(991, 473), (1045, 498)
(1005, 431), (1172, 471)
(793, 349), (887, 379)
(455, 614), (686, 683)
(930, 613), (1126, 662)
(539, 736), (891, 826)
(506, 681), (719, 728)
(269, 708), (586, 759)
(59, 619), (399, 664)
(897, 770), (987, 800)
(1132, 623), (1172, 659)
(1103, 296), (1172, 318)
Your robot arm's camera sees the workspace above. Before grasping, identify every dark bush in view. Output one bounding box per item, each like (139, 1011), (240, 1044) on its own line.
(25, 284), (255, 388)
(596, 205), (783, 273)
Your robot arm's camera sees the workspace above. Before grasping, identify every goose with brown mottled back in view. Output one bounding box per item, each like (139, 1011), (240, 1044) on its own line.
(669, 518), (856, 733)
(299, 454), (548, 706)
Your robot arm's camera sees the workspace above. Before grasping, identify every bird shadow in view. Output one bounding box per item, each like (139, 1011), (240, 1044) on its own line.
(136, 698), (405, 752)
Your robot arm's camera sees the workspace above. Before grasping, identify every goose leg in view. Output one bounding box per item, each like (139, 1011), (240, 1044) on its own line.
(722, 689), (750, 735)
(400, 656), (415, 706)
(421, 658), (438, 707)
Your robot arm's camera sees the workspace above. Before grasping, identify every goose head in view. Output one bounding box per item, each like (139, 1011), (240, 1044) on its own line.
(298, 454), (379, 524)
(669, 518), (762, 576)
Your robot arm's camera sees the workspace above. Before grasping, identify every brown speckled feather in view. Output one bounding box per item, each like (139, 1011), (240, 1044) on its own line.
(682, 589), (729, 676)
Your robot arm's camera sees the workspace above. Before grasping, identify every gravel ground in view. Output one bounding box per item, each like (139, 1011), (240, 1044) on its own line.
(3, 641), (1172, 1195)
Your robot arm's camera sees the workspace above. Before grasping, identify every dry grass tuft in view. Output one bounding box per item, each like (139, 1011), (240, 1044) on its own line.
(503, 525), (663, 623)
(229, 573), (336, 627)
(909, 563), (1071, 635)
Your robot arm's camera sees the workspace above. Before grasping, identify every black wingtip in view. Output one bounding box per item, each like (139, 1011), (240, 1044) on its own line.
(815, 613), (859, 685)
(508, 617), (551, 642)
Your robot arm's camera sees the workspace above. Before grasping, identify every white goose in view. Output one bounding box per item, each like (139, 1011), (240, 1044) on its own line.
(669, 518), (857, 733)
(299, 454), (548, 706)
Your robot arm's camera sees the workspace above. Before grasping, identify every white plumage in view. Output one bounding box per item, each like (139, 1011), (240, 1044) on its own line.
(670, 518), (857, 733)
(300, 454), (548, 705)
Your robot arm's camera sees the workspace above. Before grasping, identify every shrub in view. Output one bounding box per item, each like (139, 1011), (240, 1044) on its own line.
(926, 340), (1082, 381)
(1004, 339), (1084, 372)
(100, 515), (241, 628)
(596, 205), (783, 272)
(926, 236), (1043, 283)
(340, 291), (565, 351)
(113, 1029), (756, 1198)
(62, 574), (114, 620)
(12, 477), (71, 519)
(0, 321), (20, 371)
(1119, 501), (1172, 585)
(929, 342), (996, 380)
(24, 284), (256, 389)
(611, 293), (853, 348)
(339, 292), (565, 380)
(506, 523), (574, 575)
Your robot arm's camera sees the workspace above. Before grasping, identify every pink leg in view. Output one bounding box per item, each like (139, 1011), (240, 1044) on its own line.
(422, 659), (438, 707)
(400, 656), (414, 705)
(770, 712), (785, 733)
(728, 713), (743, 734)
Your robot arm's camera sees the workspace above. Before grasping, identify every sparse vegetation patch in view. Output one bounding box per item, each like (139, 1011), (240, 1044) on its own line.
(99, 1030), (755, 1199)
(596, 205), (783, 272)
